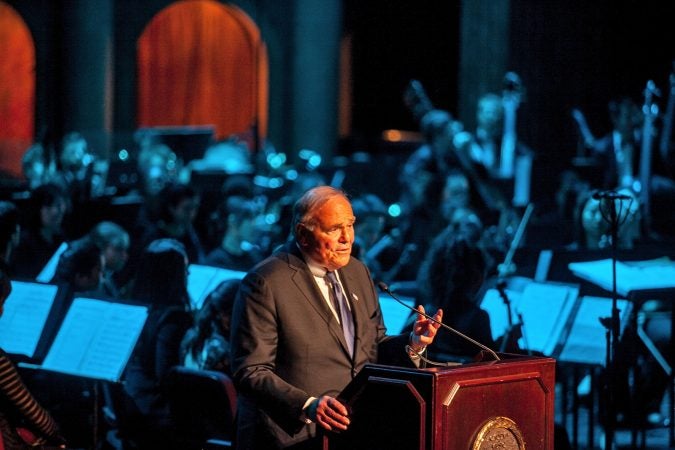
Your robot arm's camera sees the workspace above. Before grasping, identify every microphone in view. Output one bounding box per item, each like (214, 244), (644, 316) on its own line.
(377, 282), (500, 361)
(592, 190), (632, 201)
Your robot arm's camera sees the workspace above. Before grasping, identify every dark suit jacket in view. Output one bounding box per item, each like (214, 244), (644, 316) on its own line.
(230, 241), (408, 449)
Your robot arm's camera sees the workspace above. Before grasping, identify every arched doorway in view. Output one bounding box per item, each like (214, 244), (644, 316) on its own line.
(0, 2), (35, 178)
(137, 0), (268, 148)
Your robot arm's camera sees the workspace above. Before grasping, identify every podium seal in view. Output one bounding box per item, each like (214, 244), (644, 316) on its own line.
(472, 416), (525, 450)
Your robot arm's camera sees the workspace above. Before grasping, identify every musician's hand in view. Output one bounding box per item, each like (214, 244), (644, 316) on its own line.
(307, 396), (350, 431)
(453, 130), (472, 148)
(450, 120), (465, 136)
(497, 262), (516, 278)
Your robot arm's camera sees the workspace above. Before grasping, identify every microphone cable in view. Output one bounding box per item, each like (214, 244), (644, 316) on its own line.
(404, 345), (463, 368)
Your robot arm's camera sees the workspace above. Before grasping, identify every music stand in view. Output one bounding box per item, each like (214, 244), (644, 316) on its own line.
(593, 190), (634, 450)
(569, 259), (675, 448)
(626, 287), (675, 447)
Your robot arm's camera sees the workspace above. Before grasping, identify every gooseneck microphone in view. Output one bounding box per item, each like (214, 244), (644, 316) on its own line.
(377, 281), (501, 362)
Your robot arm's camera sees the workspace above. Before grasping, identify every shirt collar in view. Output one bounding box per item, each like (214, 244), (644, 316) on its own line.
(296, 242), (329, 277)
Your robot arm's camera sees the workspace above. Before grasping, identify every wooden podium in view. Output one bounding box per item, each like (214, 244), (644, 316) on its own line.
(324, 354), (555, 450)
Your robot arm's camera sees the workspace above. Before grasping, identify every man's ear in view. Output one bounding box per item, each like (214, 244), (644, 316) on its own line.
(296, 224), (309, 247)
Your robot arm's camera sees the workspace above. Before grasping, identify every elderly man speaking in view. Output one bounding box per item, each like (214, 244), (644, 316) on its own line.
(231, 185), (442, 449)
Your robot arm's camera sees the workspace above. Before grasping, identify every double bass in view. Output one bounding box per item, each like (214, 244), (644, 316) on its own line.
(403, 79), (529, 252)
(638, 80), (660, 234)
(402, 80), (510, 216)
(501, 72), (533, 208)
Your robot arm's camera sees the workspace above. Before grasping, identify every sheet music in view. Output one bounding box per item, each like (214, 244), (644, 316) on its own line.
(187, 264), (246, 310)
(481, 281), (578, 355)
(378, 294), (415, 335)
(558, 296), (632, 366)
(36, 242), (68, 283)
(40, 298), (148, 382)
(519, 282), (578, 355)
(568, 257), (675, 296)
(0, 281), (59, 357)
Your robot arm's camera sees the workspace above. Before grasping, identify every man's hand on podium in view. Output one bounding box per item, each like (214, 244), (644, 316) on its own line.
(307, 395), (350, 431)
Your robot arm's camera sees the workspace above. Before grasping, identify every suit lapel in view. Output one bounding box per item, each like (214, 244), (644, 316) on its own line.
(285, 246), (352, 357)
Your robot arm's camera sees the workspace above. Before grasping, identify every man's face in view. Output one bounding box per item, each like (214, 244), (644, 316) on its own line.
(62, 140), (87, 170)
(171, 196), (199, 226)
(103, 240), (129, 273)
(581, 198), (609, 237)
(41, 198), (67, 230)
(300, 196), (355, 271)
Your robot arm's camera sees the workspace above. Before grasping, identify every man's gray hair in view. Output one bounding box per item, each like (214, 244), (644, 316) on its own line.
(292, 186), (349, 238)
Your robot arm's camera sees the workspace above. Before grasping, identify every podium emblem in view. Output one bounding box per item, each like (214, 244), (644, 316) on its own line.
(472, 416), (525, 450)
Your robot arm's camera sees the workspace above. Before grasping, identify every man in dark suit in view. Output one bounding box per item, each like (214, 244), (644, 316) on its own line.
(231, 186), (443, 449)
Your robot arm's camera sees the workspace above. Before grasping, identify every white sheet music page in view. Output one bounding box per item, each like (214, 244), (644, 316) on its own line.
(378, 294), (415, 335)
(0, 281), (59, 357)
(517, 282), (578, 356)
(40, 298), (148, 382)
(481, 281), (578, 356)
(187, 264), (246, 310)
(568, 257), (675, 296)
(558, 296), (632, 366)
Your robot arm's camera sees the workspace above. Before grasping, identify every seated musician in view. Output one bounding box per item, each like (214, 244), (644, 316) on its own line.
(402, 225), (496, 362)
(588, 96), (675, 237)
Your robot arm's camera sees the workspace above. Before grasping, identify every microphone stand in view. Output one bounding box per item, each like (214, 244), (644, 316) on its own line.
(377, 282), (501, 362)
(595, 190), (632, 450)
(496, 281), (528, 354)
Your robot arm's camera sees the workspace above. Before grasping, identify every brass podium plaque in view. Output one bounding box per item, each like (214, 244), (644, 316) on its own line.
(472, 416), (525, 450)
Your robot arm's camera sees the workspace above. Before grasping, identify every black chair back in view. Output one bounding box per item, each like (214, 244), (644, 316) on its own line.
(163, 366), (237, 449)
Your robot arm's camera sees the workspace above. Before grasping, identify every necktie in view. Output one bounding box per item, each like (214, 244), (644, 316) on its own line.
(325, 271), (355, 356)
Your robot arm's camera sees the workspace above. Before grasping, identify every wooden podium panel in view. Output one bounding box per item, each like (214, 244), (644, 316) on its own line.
(325, 354), (555, 450)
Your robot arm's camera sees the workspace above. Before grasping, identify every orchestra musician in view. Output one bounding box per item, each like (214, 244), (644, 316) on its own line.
(453, 77), (535, 209)
(579, 85), (675, 237)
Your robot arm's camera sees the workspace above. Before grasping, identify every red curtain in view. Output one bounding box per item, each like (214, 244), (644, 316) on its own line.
(0, 2), (35, 178)
(137, 0), (268, 141)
